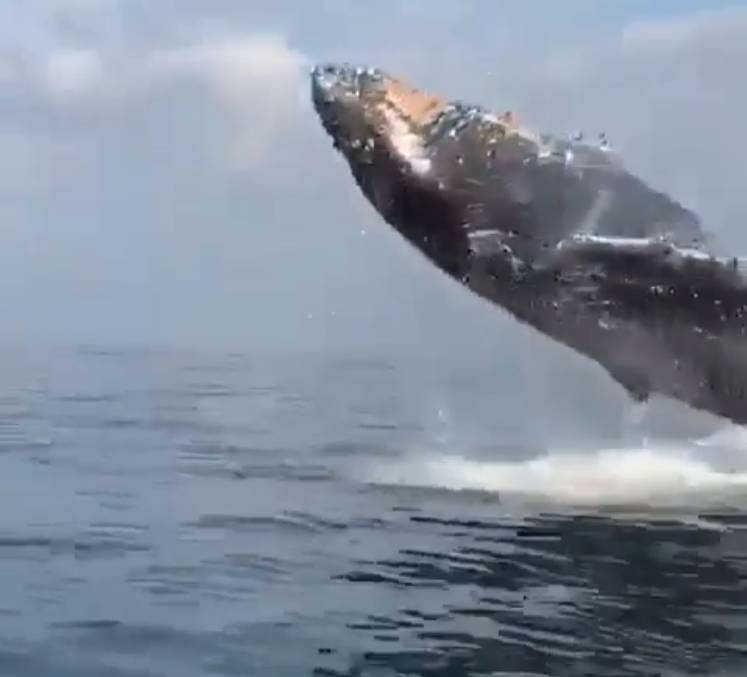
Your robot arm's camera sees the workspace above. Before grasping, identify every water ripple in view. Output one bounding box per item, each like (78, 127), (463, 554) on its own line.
(0, 349), (744, 676)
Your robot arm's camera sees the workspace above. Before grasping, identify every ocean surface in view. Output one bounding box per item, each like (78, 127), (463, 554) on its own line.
(0, 345), (746, 677)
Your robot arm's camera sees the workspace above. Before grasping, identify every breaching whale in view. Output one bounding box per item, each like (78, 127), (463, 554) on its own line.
(310, 62), (747, 425)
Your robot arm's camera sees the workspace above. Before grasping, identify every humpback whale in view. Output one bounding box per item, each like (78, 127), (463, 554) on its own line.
(310, 62), (747, 425)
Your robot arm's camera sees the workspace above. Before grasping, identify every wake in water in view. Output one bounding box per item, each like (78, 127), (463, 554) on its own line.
(360, 423), (747, 510)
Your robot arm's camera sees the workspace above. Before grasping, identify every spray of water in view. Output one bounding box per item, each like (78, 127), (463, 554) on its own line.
(360, 423), (747, 510)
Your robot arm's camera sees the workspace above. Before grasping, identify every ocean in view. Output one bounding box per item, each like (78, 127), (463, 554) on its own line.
(0, 345), (745, 676)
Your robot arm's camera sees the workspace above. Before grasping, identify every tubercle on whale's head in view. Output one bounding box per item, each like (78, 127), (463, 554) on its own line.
(310, 63), (540, 179)
(310, 62), (449, 178)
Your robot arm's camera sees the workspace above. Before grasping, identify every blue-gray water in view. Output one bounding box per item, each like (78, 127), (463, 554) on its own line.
(1, 346), (746, 677)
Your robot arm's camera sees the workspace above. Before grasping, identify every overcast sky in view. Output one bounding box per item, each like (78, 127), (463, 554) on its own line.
(0, 0), (744, 369)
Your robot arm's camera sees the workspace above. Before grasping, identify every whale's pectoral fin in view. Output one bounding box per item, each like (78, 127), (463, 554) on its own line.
(538, 234), (747, 413)
(546, 234), (746, 290)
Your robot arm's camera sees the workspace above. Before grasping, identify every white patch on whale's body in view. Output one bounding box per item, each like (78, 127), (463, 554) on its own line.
(467, 229), (502, 240)
(380, 106), (432, 176)
(559, 234), (712, 260)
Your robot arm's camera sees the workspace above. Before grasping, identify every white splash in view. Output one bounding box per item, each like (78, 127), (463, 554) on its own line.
(695, 423), (747, 449)
(364, 443), (747, 508)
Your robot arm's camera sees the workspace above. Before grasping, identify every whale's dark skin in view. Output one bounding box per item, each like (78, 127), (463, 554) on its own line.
(310, 62), (747, 425)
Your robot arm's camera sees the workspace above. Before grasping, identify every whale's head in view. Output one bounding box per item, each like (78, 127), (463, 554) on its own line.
(310, 62), (704, 280)
(309, 62), (595, 277)
(310, 62), (480, 277)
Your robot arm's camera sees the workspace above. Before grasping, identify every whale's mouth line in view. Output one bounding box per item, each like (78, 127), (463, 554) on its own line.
(310, 61), (623, 180)
(311, 63), (446, 123)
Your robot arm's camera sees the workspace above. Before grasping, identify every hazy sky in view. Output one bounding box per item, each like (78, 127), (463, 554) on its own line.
(0, 0), (745, 367)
